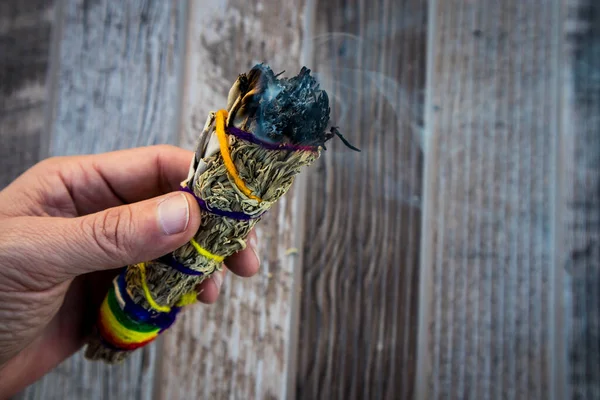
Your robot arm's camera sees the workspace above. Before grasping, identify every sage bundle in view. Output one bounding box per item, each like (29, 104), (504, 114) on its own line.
(84, 64), (359, 363)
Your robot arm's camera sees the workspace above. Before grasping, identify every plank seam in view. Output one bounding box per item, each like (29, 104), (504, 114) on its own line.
(286, 0), (317, 398)
(551, 0), (570, 398)
(415, 0), (437, 398)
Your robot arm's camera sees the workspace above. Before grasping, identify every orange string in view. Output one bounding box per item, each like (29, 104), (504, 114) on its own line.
(215, 109), (261, 201)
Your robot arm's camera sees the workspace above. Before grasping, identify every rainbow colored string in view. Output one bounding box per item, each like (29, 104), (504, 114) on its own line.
(97, 269), (181, 350)
(97, 110), (317, 351)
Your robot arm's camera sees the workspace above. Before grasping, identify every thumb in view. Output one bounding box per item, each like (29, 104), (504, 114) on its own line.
(7, 192), (201, 281)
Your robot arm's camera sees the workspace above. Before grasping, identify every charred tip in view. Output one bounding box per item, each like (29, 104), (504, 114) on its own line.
(236, 64), (359, 151)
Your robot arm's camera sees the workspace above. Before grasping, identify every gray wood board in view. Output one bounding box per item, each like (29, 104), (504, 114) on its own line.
(158, 1), (311, 398)
(16, 0), (185, 399)
(417, 0), (563, 398)
(296, 0), (426, 398)
(563, 0), (600, 398)
(0, 0), (55, 189)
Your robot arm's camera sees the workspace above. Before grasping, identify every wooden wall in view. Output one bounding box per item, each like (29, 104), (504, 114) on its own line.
(563, 0), (600, 398)
(159, 1), (313, 399)
(1, 0), (598, 399)
(0, 0), (55, 188)
(416, 0), (598, 399)
(297, 0), (425, 398)
(14, 1), (185, 399)
(417, 0), (562, 398)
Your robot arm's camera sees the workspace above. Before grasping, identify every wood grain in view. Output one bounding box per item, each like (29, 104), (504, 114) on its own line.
(416, 0), (563, 398)
(562, 0), (600, 398)
(158, 1), (309, 399)
(16, 1), (185, 399)
(0, 0), (55, 189)
(296, 0), (426, 399)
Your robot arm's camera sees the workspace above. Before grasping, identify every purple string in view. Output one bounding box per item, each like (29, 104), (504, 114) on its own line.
(116, 273), (180, 329)
(179, 186), (263, 220)
(157, 253), (204, 276)
(226, 126), (318, 152)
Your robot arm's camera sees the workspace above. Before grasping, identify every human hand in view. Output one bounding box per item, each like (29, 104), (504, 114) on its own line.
(0, 145), (260, 397)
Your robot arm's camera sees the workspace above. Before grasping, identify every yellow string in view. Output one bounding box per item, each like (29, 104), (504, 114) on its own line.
(176, 291), (198, 307)
(129, 110), (246, 316)
(138, 263), (196, 310)
(215, 109), (262, 201)
(137, 262), (172, 313)
(189, 238), (225, 263)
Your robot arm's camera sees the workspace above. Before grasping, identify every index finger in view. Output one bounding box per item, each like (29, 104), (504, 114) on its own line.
(72, 144), (194, 204)
(1, 145), (195, 217)
(34, 145), (193, 216)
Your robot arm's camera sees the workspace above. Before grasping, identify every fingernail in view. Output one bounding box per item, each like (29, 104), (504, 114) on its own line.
(249, 234), (260, 266)
(157, 193), (190, 235)
(212, 272), (223, 292)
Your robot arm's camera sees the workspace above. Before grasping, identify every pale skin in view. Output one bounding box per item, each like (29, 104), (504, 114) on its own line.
(0, 145), (260, 397)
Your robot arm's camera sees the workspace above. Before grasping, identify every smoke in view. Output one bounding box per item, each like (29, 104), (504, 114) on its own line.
(309, 33), (424, 150)
(304, 31), (425, 208)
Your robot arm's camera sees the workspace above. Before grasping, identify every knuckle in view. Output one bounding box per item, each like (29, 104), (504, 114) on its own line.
(31, 156), (71, 180)
(153, 144), (176, 152)
(85, 206), (137, 260)
(35, 156), (66, 171)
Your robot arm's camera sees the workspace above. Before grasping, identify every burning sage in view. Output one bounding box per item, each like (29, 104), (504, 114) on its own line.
(84, 64), (359, 363)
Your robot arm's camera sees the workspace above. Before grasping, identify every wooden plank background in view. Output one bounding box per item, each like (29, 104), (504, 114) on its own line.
(416, 0), (564, 399)
(296, 0), (425, 399)
(1, 0), (598, 399)
(16, 1), (186, 399)
(158, 1), (312, 399)
(0, 0), (55, 189)
(562, 0), (600, 398)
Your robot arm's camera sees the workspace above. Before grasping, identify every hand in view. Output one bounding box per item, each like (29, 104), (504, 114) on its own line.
(0, 145), (260, 396)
